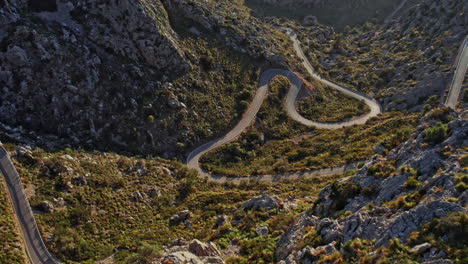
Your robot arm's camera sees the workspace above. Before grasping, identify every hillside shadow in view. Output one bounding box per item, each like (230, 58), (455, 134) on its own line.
(244, 0), (403, 31)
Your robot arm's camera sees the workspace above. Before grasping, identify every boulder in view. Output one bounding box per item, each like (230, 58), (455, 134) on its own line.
(160, 251), (203, 264)
(16, 145), (32, 157)
(411, 243), (432, 255)
(188, 239), (221, 257)
(72, 175), (87, 186)
(170, 210), (192, 226)
(201, 256), (225, 264)
(301, 242), (338, 262)
(240, 193), (281, 211)
(38, 200), (54, 213)
(129, 191), (147, 203)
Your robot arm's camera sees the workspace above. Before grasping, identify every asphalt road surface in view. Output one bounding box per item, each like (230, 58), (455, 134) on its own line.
(0, 146), (59, 264)
(445, 36), (468, 109)
(186, 29), (382, 181)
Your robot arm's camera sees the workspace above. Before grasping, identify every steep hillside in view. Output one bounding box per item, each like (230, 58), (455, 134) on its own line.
(0, 0), (295, 157)
(246, 0), (409, 30)
(1, 0), (466, 264)
(5, 143), (343, 263)
(276, 108), (468, 264)
(283, 0), (467, 112)
(4, 109), (466, 264)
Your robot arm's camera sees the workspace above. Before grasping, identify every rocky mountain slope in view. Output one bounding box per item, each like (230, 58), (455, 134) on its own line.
(5, 109), (466, 264)
(0, 0), (292, 156)
(286, 0), (467, 112)
(0, 0), (466, 264)
(246, 0), (408, 30)
(276, 108), (467, 263)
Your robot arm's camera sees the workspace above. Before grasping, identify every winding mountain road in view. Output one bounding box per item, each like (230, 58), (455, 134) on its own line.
(3, 28), (465, 264)
(186, 29), (382, 181)
(0, 146), (59, 264)
(445, 36), (468, 109)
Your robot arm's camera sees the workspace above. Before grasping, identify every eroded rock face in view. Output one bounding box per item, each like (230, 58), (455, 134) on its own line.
(275, 213), (319, 260)
(276, 110), (468, 263)
(162, 0), (287, 65)
(0, 0), (191, 155)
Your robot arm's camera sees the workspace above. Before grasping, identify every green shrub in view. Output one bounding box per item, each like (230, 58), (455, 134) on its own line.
(367, 161), (396, 178)
(404, 177), (421, 190)
(297, 226), (322, 250)
(424, 122), (449, 143)
(362, 186), (377, 197)
(327, 181), (361, 213)
(419, 212), (468, 248)
(239, 236), (276, 263)
(454, 173), (468, 192)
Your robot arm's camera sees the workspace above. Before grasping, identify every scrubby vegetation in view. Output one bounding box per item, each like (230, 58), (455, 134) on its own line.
(3, 144), (347, 263)
(297, 84), (370, 123)
(200, 78), (418, 177)
(0, 178), (26, 264)
(272, 0), (466, 113)
(424, 122), (449, 143)
(153, 36), (260, 154)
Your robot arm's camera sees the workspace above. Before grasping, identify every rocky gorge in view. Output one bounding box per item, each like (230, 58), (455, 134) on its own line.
(0, 0), (466, 264)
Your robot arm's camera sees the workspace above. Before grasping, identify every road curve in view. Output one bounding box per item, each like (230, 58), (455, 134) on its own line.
(187, 29), (382, 181)
(285, 29), (382, 129)
(0, 146), (59, 264)
(445, 36), (468, 109)
(0, 28), (383, 264)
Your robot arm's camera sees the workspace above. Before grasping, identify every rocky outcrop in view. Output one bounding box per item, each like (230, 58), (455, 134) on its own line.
(240, 193), (282, 211)
(276, 213), (319, 260)
(188, 240), (222, 258)
(160, 251), (203, 264)
(157, 239), (225, 264)
(276, 110), (467, 263)
(170, 210), (193, 226)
